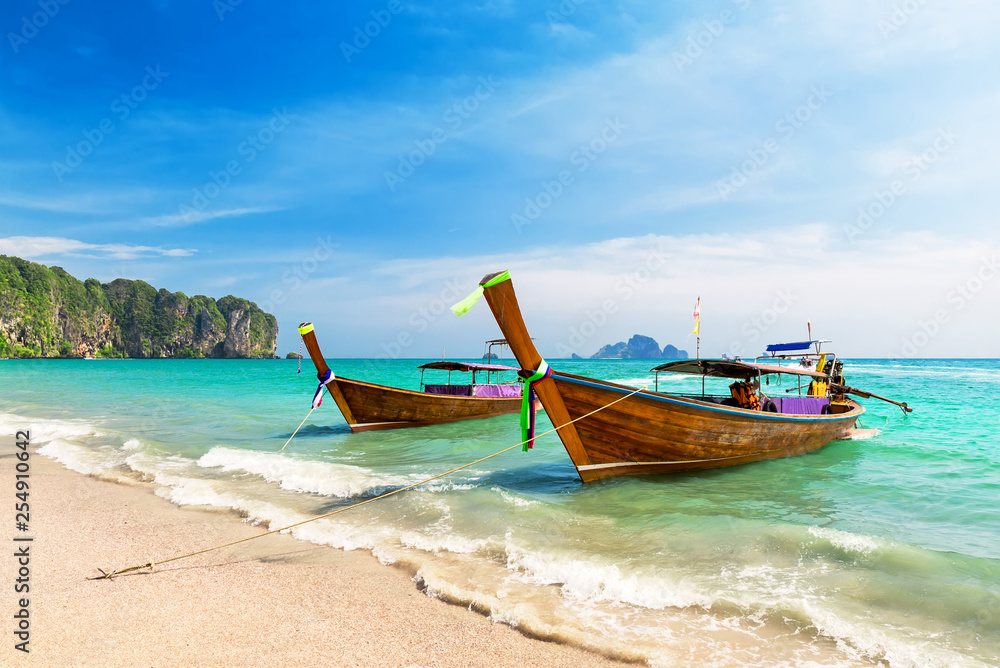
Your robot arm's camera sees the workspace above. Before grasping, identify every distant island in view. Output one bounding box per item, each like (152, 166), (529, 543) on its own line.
(0, 255), (277, 359)
(589, 334), (688, 359)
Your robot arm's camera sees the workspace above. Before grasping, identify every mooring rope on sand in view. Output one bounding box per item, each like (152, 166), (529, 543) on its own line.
(90, 385), (648, 580)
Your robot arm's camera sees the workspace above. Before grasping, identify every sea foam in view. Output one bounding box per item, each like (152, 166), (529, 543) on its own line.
(196, 446), (422, 498)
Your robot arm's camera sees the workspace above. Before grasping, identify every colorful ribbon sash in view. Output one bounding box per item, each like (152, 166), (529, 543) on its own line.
(312, 368), (336, 408)
(520, 360), (551, 451)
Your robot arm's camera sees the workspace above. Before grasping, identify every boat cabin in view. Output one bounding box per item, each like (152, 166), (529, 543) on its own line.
(417, 361), (523, 398)
(651, 342), (853, 416)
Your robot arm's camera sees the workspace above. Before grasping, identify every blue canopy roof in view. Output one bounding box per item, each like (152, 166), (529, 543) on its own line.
(765, 340), (819, 353)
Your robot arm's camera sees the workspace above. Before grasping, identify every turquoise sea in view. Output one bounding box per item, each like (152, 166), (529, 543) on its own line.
(2, 358), (998, 666)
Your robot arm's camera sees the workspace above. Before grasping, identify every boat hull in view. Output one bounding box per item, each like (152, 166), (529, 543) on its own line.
(331, 377), (523, 432)
(551, 372), (862, 481)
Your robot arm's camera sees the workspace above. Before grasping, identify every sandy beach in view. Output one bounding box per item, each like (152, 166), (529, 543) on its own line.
(3, 454), (631, 667)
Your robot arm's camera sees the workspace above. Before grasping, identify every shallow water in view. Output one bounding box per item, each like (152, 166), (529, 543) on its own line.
(2, 357), (997, 666)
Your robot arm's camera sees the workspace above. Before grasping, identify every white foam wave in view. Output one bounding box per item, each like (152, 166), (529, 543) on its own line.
(399, 530), (486, 555)
(1, 412), (153, 477)
(808, 526), (882, 557)
(196, 446), (420, 498)
(152, 471), (378, 552)
(121, 438), (143, 451)
(422, 482), (476, 493)
(611, 376), (656, 388)
(493, 487), (539, 507)
(37, 439), (123, 476)
(0, 412), (100, 445)
(719, 563), (807, 608)
(806, 603), (990, 668)
(124, 451), (200, 484)
(505, 544), (714, 610)
(844, 428), (879, 440)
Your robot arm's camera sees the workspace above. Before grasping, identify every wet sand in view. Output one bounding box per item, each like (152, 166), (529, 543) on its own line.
(3, 455), (631, 667)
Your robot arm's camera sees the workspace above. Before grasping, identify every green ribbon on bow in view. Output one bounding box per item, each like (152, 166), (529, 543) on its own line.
(520, 360), (551, 451)
(451, 271), (511, 316)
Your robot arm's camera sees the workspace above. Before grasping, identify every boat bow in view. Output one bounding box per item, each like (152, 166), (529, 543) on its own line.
(478, 271), (594, 468)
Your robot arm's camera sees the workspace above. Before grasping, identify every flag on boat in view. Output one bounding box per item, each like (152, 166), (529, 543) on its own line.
(691, 296), (700, 335)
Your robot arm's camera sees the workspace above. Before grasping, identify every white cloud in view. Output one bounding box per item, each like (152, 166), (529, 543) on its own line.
(294, 225), (1000, 359)
(549, 22), (594, 41)
(140, 206), (285, 227)
(0, 236), (196, 260)
(0, 190), (155, 215)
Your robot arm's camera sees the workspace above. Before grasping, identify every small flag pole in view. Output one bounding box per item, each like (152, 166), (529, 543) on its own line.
(691, 296), (701, 360)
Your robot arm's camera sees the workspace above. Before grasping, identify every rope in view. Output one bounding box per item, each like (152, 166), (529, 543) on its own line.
(91, 383), (648, 580)
(278, 406), (317, 452)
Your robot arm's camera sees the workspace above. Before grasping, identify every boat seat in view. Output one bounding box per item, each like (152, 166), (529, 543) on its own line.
(770, 396), (830, 415)
(471, 384), (522, 398)
(423, 384), (473, 396)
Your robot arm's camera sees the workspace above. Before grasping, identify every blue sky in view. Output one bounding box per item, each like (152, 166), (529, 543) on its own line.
(1, 0), (998, 359)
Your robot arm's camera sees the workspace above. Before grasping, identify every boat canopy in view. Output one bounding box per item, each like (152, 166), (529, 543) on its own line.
(417, 361), (520, 373)
(765, 340), (819, 353)
(650, 359), (827, 379)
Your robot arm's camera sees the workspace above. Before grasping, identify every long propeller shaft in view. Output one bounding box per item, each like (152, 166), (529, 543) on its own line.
(830, 383), (913, 413)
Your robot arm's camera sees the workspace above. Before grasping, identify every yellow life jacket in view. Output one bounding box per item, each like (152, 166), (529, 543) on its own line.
(729, 381), (760, 410)
(809, 354), (829, 396)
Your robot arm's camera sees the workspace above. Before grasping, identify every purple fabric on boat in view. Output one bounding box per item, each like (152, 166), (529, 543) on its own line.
(424, 384), (472, 396)
(472, 384), (522, 398)
(773, 396), (829, 415)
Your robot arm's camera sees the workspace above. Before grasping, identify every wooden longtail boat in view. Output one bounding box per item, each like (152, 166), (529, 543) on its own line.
(473, 271), (867, 482)
(297, 323), (524, 431)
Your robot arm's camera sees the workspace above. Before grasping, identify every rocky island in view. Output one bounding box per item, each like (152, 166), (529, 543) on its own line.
(0, 255), (277, 358)
(589, 334), (688, 359)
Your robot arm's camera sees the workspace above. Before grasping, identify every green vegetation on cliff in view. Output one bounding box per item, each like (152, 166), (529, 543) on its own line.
(0, 255), (278, 359)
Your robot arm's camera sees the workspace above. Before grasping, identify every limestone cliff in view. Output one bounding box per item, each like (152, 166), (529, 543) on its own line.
(0, 255), (277, 358)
